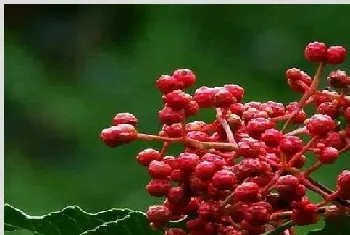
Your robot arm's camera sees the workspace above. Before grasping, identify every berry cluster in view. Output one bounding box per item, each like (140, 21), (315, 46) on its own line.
(101, 42), (350, 235)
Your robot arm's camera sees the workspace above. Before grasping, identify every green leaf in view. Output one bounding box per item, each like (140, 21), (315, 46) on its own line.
(4, 204), (132, 235)
(308, 213), (350, 235)
(80, 211), (161, 235)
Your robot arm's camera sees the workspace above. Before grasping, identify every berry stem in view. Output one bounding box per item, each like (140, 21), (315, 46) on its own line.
(285, 127), (309, 136)
(160, 142), (170, 156)
(260, 170), (282, 197)
(262, 220), (295, 235)
(303, 161), (322, 178)
(287, 136), (318, 167)
(271, 205), (334, 220)
(216, 108), (238, 149)
(282, 62), (325, 132)
(307, 176), (350, 206)
(137, 133), (238, 151)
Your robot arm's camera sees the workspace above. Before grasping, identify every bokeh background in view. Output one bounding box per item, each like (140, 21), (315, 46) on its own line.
(4, 4), (350, 234)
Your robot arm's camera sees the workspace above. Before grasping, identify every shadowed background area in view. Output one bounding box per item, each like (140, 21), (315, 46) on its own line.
(4, 4), (350, 234)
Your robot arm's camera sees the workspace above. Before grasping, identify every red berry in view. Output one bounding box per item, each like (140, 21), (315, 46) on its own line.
(162, 124), (183, 138)
(261, 129), (283, 148)
(186, 218), (205, 230)
(292, 155), (306, 169)
(245, 117), (275, 138)
(234, 182), (260, 203)
(326, 46), (347, 64)
(156, 75), (181, 94)
(235, 159), (271, 181)
(323, 132), (346, 150)
(286, 102), (307, 124)
(224, 84), (245, 102)
(164, 228), (186, 235)
(136, 148), (162, 166)
(193, 86), (215, 108)
(327, 70), (349, 88)
(318, 147), (339, 164)
(337, 170), (350, 200)
(212, 170), (236, 190)
(186, 131), (209, 142)
(146, 179), (171, 197)
(167, 186), (190, 205)
(170, 169), (185, 182)
(280, 135), (303, 156)
(172, 69), (196, 88)
(276, 175), (306, 202)
(177, 153), (200, 172)
(317, 102), (339, 119)
(229, 103), (244, 116)
(148, 160), (172, 179)
(100, 124), (138, 147)
(146, 205), (172, 225)
(163, 90), (192, 109)
(195, 161), (217, 180)
(237, 137), (262, 158)
(291, 200), (319, 225)
(213, 88), (235, 108)
(159, 106), (185, 125)
(304, 41), (327, 62)
(286, 68), (304, 81)
(185, 100), (200, 117)
(201, 153), (226, 170)
(112, 113), (138, 126)
(305, 114), (336, 136)
(243, 202), (272, 226)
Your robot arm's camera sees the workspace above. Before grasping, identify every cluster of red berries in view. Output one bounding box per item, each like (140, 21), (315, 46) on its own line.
(101, 41), (350, 235)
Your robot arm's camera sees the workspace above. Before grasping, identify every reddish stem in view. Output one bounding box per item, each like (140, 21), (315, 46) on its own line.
(216, 108), (238, 149)
(282, 62), (325, 132)
(303, 161), (322, 178)
(287, 136), (318, 167)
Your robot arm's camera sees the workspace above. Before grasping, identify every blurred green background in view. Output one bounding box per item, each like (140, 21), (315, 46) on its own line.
(4, 4), (350, 234)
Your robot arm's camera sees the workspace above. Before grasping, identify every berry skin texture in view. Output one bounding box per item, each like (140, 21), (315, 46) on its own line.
(195, 161), (217, 180)
(136, 148), (162, 166)
(164, 228), (187, 235)
(177, 153), (200, 172)
(156, 75), (181, 94)
(326, 46), (347, 64)
(148, 160), (172, 179)
(213, 88), (235, 108)
(280, 135), (303, 156)
(291, 200), (319, 225)
(163, 90), (192, 109)
(233, 182), (260, 203)
(166, 186), (189, 205)
(112, 113), (138, 126)
(212, 170), (236, 190)
(159, 106), (185, 125)
(337, 170), (350, 200)
(304, 41), (327, 63)
(305, 114), (336, 136)
(172, 69), (196, 88)
(244, 202), (272, 226)
(261, 128), (283, 148)
(224, 84), (245, 102)
(286, 68), (304, 81)
(318, 147), (339, 164)
(146, 179), (171, 197)
(146, 205), (172, 225)
(193, 86), (215, 108)
(100, 124), (138, 147)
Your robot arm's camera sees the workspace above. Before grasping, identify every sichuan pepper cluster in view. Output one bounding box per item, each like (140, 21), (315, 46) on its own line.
(101, 42), (350, 235)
